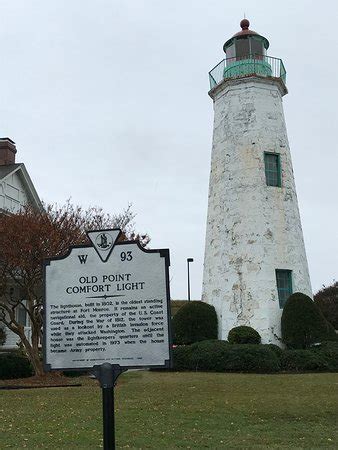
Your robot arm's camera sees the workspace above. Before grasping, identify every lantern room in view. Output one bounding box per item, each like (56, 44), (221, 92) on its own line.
(208, 19), (286, 89)
(223, 19), (269, 60)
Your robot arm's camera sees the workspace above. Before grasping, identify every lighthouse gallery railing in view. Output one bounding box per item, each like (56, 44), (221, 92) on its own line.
(209, 55), (286, 89)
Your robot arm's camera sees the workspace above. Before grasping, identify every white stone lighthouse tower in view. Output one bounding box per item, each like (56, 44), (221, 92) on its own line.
(202, 19), (312, 344)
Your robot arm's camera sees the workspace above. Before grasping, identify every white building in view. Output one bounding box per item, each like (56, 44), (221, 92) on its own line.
(0, 137), (42, 350)
(202, 19), (312, 344)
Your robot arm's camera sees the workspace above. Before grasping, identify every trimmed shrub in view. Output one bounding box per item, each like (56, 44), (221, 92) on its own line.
(179, 340), (231, 372)
(281, 292), (337, 349)
(0, 352), (33, 379)
(0, 327), (6, 346)
(173, 340), (280, 373)
(172, 345), (195, 371)
(265, 343), (283, 359)
(310, 341), (338, 372)
(314, 282), (338, 330)
(228, 326), (261, 345)
(172, 301), (218, 345)
(281, 349), (331, 372)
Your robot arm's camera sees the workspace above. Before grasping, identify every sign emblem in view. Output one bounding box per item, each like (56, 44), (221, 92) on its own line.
(87, 229), (121, 262)
(96, 233), (112, 251)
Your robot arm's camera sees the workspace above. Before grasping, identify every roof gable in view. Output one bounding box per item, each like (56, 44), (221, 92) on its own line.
(0, 163), (42, 212)
(0, 163), (21, 180)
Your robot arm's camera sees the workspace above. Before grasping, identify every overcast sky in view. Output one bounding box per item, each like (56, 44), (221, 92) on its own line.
(0, 0), (337, 299)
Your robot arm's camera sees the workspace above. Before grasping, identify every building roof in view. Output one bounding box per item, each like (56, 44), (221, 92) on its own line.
(0, 162), (42, 210)
(0, 163), (21, 180)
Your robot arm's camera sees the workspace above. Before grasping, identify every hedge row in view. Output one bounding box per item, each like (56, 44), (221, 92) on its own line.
(173, 340), (281, 373)
(173, 340), (338, 373)
(0, 352), (33, 379)
(282, 341), (338, 372)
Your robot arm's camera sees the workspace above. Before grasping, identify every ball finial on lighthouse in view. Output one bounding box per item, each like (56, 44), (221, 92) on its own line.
(240, 18), (250, 30)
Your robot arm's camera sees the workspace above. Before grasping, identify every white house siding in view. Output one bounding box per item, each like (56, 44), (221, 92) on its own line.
(0, 167), (36, 350)
(202, 76), (312, 344)
(1, 327), (19, 350)
(1, 326), (31, 351)
(0, 170), (29, 212)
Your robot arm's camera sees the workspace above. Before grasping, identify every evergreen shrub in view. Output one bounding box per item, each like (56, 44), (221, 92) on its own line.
(310, 341), (338, 372)
(281, 349), (330, 372)
(281, 292), (337, 349)
(265, 343), (283, 359)
(172, 301), (218, 345)
(172, 345), (195, 371)
(0, 327), (6, 346)
(0, 352), (33, 379)
(173, 340), (280, 373)
(228, 326), (261, 344)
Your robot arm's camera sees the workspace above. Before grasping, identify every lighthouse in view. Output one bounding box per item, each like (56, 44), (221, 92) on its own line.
(202, 19), (312, 344)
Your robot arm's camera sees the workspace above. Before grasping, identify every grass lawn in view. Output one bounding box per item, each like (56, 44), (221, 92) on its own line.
(0, 371), (337, 449)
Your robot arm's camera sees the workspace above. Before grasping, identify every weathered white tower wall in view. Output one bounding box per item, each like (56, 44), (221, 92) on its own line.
(202, 76), (312, 344)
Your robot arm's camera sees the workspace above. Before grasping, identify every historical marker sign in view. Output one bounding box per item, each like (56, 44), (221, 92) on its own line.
(43, 229), (172, 371)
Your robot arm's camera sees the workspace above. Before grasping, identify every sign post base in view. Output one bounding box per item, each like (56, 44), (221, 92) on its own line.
(92, 363), (124, 450)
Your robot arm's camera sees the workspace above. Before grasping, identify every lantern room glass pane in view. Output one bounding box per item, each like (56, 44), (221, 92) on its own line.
(250, 36), (264, 56)
(236, 38), (250, 59)
(226, 42), (236, 60)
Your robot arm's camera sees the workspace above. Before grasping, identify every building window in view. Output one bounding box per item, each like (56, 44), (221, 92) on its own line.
(276, 270), (292, 308)
(17, 303), (28, 327)
(264, 153), (281, 187)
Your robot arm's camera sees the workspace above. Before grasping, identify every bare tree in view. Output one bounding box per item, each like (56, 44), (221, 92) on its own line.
(314, 281), (338, 330)
(0, 201), (149, 376)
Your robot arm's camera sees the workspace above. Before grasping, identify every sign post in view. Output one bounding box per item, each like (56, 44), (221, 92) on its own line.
(43, 229), (171, 449)
(92, 363), (123, 450)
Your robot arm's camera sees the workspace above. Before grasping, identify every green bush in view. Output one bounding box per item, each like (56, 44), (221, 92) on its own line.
(281, 349), (331, 372)
(0, 352), (33, 379)
(265, 343), (283, 359)
(178, 340), (231, 372)
(310, 341), (338, 372)
(172, 345), (195, 371)
(0, 327), (6, 346)
(172, 301), (218, 345)
(228, 326), (261, 344)
(173, 340), (280, 373)
(281, 292), (337, 349)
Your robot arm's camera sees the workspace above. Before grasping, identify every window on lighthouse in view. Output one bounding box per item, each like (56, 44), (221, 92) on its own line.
(264, 153), (281, 187)
(276, 270), (293, 308)
(236, 37), (250, 59)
